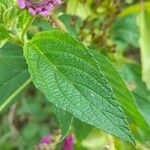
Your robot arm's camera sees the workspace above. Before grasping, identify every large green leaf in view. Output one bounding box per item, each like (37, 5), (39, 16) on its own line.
(24, 30), (134, 143)
(89, 50), (150, 135)
(0, 43), (31, 111)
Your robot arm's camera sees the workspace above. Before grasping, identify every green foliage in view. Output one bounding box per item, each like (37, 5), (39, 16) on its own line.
(110, 14), (139, 50)
(0, 0), (17, 27)
(89, 50), (150, 136)
(24, 30), (134, 143)
(120, 64), (150, 131)
(118, 66), (150, 145)
(18, 10), (34, 40)
(0, 43), (30, 111)
(120, 1), (150, 16)
(2, 6), (18, 29)
(0, 24), (9, 47)
(59, 14), (83, 37)
(53, 106), (73, 139)
(66, 0), (91, 20)
(18, 10), (32, 29)
(0, 0), (150, 149)
(0, 0), (33, 48)
(137, 9), (150, 90)
(73, 118), (92, 143)
(0, 0), (15, 22)
(0, 90), (57, 150)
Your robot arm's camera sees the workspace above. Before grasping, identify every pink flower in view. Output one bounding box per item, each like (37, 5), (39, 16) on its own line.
(63, 134), (74, 150)
(40, 133), (51, 145)
(17, 0), (61, 16)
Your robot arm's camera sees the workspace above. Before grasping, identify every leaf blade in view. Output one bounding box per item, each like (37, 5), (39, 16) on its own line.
(0, 43), (30, 111)
(24, 30), (134, 143)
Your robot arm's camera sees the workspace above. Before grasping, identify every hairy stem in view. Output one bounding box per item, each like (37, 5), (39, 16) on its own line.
(48, 14), (67, 32)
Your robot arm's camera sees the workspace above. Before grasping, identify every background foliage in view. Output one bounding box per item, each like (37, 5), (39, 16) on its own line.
(0, 0), (150, 149)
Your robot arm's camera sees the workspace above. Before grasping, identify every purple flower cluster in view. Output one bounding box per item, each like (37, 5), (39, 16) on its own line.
(39, 133), (74, 150)
(40, 133), (51, 145)
(18, 0), (61, 16)
(63, 134), (74, 150)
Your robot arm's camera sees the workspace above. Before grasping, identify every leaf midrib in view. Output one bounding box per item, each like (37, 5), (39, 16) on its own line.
(31, 37), (113, 93)
(0, 69), (28, 87)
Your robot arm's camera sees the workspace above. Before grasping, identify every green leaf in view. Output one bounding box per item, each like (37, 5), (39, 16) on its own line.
(24, 30), (134, 143)
(2, 5), (18, 28)
(0, 24), (9, 48)
(73, 118), (92, 143)
(0, 43), (31, 112)
(18, 10), (33, 30)
(0, 0), (15, 22)
(18, 10), (34, 41)
(120, 64), (150, 126)
(137, 9), (150, 90)
(110, 14), (139, 49)
(89, 50), (150, 136)
(120, 2), (150, 17)
(59, 14), (83, 37)
(53, 106), (73, 140)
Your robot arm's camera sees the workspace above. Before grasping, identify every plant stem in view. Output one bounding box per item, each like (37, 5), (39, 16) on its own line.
(49, 14), (67, 32)
(140, 0), (144, 10)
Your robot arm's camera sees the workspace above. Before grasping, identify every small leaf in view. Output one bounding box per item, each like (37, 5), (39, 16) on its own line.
(59, 14), (83, 37)
(0, 0), (15, 21)
(24, 30), (134, 143)
(137, 9), (150, 90)
(0, 24), (9, 48)
(2, 5), (18, 29)
(0, 43), (31, 112)
(18, 10), (33, 30)
(110, 14), (139, 49)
